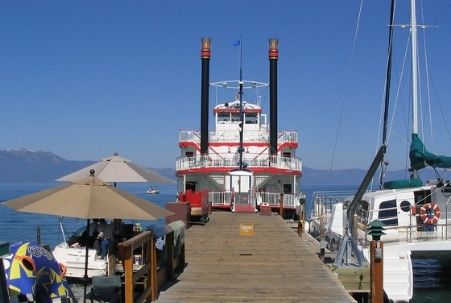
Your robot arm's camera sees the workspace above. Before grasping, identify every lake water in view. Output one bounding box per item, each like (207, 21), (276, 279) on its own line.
(0, 182), (448, 302)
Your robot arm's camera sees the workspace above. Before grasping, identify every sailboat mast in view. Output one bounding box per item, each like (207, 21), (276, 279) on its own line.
(379, 0), (396, 188)
(411, 0), (419, 135)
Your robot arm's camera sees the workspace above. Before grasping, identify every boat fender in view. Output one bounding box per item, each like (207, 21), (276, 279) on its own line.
(419, 203), (441, 225)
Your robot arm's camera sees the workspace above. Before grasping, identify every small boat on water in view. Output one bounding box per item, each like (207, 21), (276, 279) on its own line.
(309, 1), (451, 302)
(146, 185), (160, 194)
(175, 38), (304, 220)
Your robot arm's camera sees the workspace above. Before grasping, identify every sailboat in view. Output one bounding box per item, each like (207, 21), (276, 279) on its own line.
(309, 0), (451, 302)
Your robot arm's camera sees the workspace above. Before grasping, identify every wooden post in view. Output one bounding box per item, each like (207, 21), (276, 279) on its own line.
(297, 208), (304, 237)
(36, 226), (41, 245)
(370, 240), (384, 303)
(122, 244), (134, 303)
(150, 235), (158, 301)
(167, 231), (175, 281)
(279, 193), (284, 218)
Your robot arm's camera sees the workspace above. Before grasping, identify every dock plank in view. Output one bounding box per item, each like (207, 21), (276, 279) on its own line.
(157, 212), (355, 302)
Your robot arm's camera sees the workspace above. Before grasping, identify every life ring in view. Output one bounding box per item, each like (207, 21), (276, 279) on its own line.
(419, 203), (441, 225)
(59, 263), (67, 279)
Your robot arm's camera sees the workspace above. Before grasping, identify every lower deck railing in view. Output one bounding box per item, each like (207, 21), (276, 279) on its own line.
(311, 191), (451, 246)
(209, 191), (301, 209)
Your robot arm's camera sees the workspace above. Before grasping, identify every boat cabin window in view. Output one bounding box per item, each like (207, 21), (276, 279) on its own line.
(282, 152), (291, 158)
(245, 113), (258, 124)
(185, 151), (194, 158)
(218, 112), (230, 123)
(355, 200), (369, 225)
(378, 199), (398, 226)
(231, 113), (240, 122)
(400, 200), (412, 212)
(283, 184), (292, 194)
(414, 190), (431, 206)
(186, 181), (196, 192)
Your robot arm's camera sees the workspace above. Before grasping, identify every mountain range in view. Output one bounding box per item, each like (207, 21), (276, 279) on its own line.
(0, 148), (440, 185)
(0, 149), (174, 183)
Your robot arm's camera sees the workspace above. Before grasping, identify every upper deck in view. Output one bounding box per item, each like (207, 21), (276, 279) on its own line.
(177, 130), (301, 173)
(177, 79), (301, 174)
(179, 129), (298, 147)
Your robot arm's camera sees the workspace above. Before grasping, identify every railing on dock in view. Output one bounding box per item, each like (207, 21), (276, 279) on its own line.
(117, 221), (186, 302)
(118, 231), (157, 303)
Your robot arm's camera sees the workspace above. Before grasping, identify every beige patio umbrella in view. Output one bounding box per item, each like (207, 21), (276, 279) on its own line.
(3, 170), (174, 302)
(6, 175), (173, 220)
(56, 152), (174, 184)
(57, 152), (174, 284)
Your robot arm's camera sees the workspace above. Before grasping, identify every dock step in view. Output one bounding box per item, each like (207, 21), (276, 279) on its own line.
(234, 204), (256, 213)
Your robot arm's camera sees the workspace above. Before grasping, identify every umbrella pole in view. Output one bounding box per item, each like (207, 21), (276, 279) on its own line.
(83, 218), (90, 303)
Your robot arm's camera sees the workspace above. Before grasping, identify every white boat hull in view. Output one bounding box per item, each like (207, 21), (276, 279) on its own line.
(52, 243), (107, 278)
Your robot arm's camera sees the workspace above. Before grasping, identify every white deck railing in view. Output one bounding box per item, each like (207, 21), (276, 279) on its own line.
(179, 130), (298, 145)
(311, 190), (451, 245)
(176, 154), (302, 171)
(208, 191), (300, 209)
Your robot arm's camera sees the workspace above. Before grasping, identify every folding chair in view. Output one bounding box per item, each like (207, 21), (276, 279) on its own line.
(88, 275), (122, 303)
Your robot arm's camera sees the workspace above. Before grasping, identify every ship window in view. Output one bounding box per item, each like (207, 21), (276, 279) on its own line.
(283, 184), (292, 194)
(245, 114), (258, 124)
(400, 200), (411, 212)
(356, 201), (369, 225)
(218, 113), (230, 123)
(186, 182), (196, 192)
(185, 151), (194, 158)
(231, 113), (240, 122)
(378, 199), (398, 226)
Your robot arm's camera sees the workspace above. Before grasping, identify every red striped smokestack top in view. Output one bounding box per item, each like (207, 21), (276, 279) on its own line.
(268, 38), (279, 60)
(269, 38), (278, 155)
(201, 37), (211, 59)
(200, 37), (211, 155)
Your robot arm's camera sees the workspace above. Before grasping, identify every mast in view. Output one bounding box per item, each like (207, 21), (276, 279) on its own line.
(379, 0), (396, 188)
(411, 0), (419, 135)
(410, 0), (419, 178)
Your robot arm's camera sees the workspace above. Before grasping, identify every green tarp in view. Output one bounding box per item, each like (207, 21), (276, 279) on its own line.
(383, 178), (423, 189)
(409, 134), (451, 170)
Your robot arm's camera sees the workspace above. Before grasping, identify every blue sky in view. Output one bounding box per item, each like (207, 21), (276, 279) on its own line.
(1, 0), (450, 171)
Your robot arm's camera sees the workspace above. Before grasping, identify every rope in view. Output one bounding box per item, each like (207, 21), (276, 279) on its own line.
(329, 0), (365, 170)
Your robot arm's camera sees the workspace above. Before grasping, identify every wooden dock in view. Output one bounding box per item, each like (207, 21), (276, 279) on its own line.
(157, 212), (355, 302)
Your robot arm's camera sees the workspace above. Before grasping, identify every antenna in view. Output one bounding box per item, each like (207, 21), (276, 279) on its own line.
(238, 34), (244, 170)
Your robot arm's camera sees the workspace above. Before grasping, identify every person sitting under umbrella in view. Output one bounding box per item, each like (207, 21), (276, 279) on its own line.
(95, 220), (113, 259)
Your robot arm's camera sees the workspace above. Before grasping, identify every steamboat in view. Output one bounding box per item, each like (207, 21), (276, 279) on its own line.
(176, 38), (303, 220)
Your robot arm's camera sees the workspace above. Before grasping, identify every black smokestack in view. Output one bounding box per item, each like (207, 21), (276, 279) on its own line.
(200, 37), (211, 155)
(269, 38), (278, 155)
